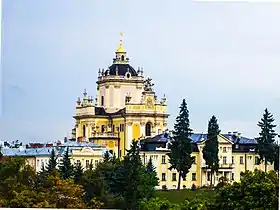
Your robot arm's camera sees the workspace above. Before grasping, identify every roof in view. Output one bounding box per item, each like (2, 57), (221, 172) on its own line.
(95, 107), (126, 116)
(1, 141), (107, 157)
(189, 133), (257, 144)
(106, 64), (138, 77)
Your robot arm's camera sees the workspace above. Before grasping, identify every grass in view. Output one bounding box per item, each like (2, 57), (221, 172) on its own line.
(155, 188), (216, 204)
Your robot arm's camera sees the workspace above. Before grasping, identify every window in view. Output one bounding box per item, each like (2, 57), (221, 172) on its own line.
(255, 156), (260, 165)
(223, 156), (227, 164)
(112, 125), (115, 133)
(172, 173), (177, 181)
(207, 172), (211, 181)
(231, 173), (234, 181)
(232, 156), (234, 164)
(95, 160), (98, 167)
(120, 124), (124, 132)
(162, 173), (166, 181)
(101, 125), (105, 133)
(161, 155), (166, 164)
(183, 175), (186, 181)
(76, 160), (81, 166)
(101, 96), (104, 106)
(121, 55), (125, 61)
(223, 147), (227, 153)
(240, 156), (244, 164)
(86, 160), (90, 169)
(83, 125), (86, 137)
(192, 173), (196, 181)
(145, 122), (152, 136)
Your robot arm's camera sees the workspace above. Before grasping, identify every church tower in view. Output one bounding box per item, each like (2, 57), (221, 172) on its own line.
(72, 33), (169, 157)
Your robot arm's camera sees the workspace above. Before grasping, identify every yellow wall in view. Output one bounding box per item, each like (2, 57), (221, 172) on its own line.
(132, 123), (140, 140)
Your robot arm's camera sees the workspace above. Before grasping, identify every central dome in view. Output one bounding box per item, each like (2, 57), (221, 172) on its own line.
(106, 64), (138, 77)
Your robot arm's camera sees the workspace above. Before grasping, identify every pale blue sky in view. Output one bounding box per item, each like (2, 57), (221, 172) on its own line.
(1, 1), (280, 143)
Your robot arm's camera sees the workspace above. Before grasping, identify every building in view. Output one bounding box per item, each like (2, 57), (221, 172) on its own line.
(71, 34), (169, 157)
(139, 131), (274, 190)
(1, 141), (107, 172)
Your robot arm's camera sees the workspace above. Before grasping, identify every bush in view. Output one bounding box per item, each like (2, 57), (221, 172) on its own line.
(191, 184), (197, 191)
(162, 185), (167, 191)
(183, 185), (186, 189)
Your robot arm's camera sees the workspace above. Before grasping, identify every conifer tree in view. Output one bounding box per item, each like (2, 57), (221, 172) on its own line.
(256, 108), (277, 172)
(74, 163), (84, 184)
(46, 148), (58, 175)
(103, 151), (111, 163)
(202, 115), (220, 188)
(144, 157), (159, 198)
(59, 147), (74, 179)
(168, 99), (194, 190)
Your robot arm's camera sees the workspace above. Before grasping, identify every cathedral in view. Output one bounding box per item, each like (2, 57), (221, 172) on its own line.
(71, 34), (169, 157)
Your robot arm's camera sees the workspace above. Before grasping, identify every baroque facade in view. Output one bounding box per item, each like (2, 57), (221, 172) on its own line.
(71, 34), (168, 157)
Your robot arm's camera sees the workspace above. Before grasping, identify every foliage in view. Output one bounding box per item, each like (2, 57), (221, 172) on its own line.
(145, 157), (159, 198)
(58, 147), (74, 179)
(214, 170), (279, 209)
(202, 115), (220, 188)
(139, 197), (181, 210)
(73, 163), (84, 184)
(256, 108), (277, 171)
(121, 140), (158, 209)
(274, 143), (279, 171)
(168, 99), (194, 190)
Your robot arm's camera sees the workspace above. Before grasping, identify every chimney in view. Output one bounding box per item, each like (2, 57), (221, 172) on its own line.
(228, 132), (232, 135)
(233, 131), (238, 136)
(238, 132), (241, 138)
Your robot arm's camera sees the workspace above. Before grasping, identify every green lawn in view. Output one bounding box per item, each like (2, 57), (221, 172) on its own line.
(155, 188), (216, 204)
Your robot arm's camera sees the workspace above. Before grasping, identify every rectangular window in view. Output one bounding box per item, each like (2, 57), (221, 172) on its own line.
(120, 124), (124, 132)
(161, 155), (166, 164)
(232, 156), (234, 164)
(162, 173), (166, 181)
(101, 96), (104, 106)
(207, 172), (211, 181)
(255, 156), (260, 165)
(223, 147), (227, 153)
(76, 160), (81, 166)
(95, 160), (98, 167)
(240, 156), (244, 164)
(172, 173), (177, 181)
(86, 160), (90, 169)
(231, 173), (234, 181)
(192, 173), (196, 181)
(223, 156), (227, 164)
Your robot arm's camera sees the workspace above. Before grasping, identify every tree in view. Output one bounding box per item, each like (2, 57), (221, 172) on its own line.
(144, 157), (159, 198)
(168, 99), (194, 190)
(46, 149), (58, 175)
(214, 170), (279, 209)
(73, 163), (84, 184)
(202, 115), (220, 188)
(59, 147), (74, 179)
(103, 151), (111, 163)
(274, 143), (279, 171)
(256, 108), (277, 172)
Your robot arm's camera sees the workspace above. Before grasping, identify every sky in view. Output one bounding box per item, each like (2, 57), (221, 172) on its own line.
(1, 1), (280, 143)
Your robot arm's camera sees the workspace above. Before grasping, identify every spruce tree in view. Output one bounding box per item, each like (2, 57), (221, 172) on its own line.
(144, 157), (159, 198)
(122, 140), (153, 209)
(202, 115), (220, 188)
(59, 147), (74, 179)
(103, 151), (111, 163)
(168, 99), (194, 190)
(46, 148), (58, 175)
(256, 108), (277, 172)
(274, 144), (279, 171)
(74, 163), (84, 184)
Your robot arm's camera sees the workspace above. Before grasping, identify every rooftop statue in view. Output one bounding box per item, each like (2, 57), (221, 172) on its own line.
(144, 77), (154, 92)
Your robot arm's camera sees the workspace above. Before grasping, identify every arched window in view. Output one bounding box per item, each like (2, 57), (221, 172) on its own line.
(101, 125), (105, 133)
(121, 55), (125, 61)
(145, 122), (152, 136)
(83, 125), (86, 137)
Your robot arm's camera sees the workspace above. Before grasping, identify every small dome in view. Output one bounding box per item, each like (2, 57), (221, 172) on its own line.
(106, 64), (138, 77)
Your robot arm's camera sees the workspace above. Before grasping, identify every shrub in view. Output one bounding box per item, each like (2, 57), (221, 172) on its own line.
(191, 184), (197, 191)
